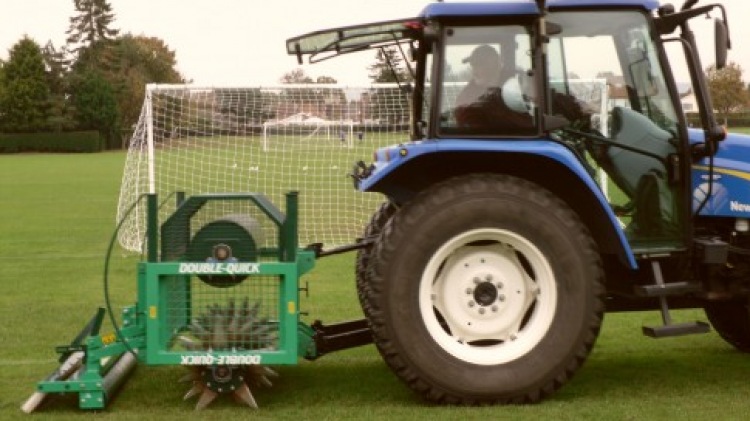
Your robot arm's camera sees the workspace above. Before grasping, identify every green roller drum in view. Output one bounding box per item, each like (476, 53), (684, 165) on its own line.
(185, 214), (265, 288)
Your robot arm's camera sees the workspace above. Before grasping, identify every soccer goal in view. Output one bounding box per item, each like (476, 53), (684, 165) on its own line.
(261, 113), (355, 151)
(116, 83), (411, 253)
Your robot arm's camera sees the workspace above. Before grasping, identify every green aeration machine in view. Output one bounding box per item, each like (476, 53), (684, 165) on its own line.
(22, 192), (372, 412)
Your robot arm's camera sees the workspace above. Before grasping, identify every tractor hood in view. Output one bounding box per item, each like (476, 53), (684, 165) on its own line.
(690, 128), (750, 216)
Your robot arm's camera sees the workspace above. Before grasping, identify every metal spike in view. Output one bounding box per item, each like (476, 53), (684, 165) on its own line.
(246, 366), (277, 387)
(241, 297), (250, 317)
(257, 376), (273, 388)
(178, 369), (200, 383)
(177, 335), (200, 351)
(210, 313), (228, 349)
(262, 366), (279, 378)
(234, 383), (258, 409)
(195, 389), (218, 411)
(183, 383), (204, 401)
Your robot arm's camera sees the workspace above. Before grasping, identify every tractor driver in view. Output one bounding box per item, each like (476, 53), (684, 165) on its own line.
(453, 44), (534, 132)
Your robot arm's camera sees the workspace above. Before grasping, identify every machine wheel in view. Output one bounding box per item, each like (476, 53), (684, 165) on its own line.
(367, 174), (604, 404)
(355, 202), (397, 315)
(705, 300), (750, 353)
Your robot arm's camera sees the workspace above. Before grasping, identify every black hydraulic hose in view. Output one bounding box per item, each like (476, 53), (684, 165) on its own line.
(104, 192), (178, 356)
(693, 153), (714, 217)
(103, 193), (149, 357)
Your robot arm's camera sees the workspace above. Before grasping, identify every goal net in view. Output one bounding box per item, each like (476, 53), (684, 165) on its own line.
(262, 113), (355, 151)
(117, 83), (410, 254)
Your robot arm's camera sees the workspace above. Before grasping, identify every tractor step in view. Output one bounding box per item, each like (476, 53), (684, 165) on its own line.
(640, 261), (711, 339)
(635, 281), (702, 297)
(642, 321), (711, 338)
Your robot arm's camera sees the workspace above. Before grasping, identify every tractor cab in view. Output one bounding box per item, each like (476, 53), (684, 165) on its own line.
(288, 0), (730, 258)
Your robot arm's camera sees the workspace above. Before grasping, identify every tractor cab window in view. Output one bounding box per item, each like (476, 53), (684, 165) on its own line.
(438, 25), (537, 137)
(547, 10), (685, 249)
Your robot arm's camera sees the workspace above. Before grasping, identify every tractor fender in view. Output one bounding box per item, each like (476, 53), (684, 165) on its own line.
(357, 138), (637, 269)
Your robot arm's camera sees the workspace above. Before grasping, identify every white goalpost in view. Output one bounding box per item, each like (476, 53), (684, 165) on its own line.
(116, 83), (411, 253)
(261, 113), (355, 151)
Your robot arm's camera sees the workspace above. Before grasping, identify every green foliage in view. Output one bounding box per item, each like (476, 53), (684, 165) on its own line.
(0, 130), (102, 153)
(108, 34), (184, 129)
(70, 70), (120, 148)
(66, 0), (119, 55)
(42, 41), (76, 131)
(707, 62), (750, 126)
(366, 48), (412, 124)
(686, 112), (750, 129)
(280, 68), (315, 84)
(0, 37), (52, 132)
(316, 75), (338, 84)
(368, 47), (413, 84)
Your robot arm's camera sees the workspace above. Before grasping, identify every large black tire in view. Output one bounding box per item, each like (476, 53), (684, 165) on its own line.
(355, 201), (397, 316)
(366, 174), (604, 404)
(705, 300), (750, 353)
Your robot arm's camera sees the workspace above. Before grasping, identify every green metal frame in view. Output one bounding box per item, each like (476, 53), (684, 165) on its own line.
(35, 191), (318, 410)
(138, 254), (315, 365)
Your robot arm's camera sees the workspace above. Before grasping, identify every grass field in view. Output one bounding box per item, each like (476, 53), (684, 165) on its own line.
(2, 152), (750, 420)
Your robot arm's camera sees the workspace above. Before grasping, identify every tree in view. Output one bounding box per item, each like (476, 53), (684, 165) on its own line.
(707, 62), (749, 126)
(66, 0), (119, 55)
(66, 0), (120, 77)
(280, 68), (314, 84)
(368, 47), (413, 83)
(70, 69), (119, 147)
(0, 36), (52, 132)
(0, 60), (5, 122)
(42, 41), (76, 131)
(316, 75), (337, 84)
(109, 34), (184, 130)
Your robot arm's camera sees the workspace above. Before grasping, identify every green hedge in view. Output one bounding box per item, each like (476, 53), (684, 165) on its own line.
(0, 131), (103, 153)
(685, 113), (750, 128)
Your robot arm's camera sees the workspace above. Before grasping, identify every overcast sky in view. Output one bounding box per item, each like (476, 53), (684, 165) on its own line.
(2, 0), (749, 86)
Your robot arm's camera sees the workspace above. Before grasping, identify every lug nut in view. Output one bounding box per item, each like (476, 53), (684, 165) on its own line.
(465, 288), (473, 295)
(479, 308), (486, 315)
(468, 301), (475, 307)
(485, 274), (493, 281)
(498, 294), (506, 302)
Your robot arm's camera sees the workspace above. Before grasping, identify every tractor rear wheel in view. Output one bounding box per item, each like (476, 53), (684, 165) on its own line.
(705, 299), (750, 352)
(366, 174), (604, 404)
(356, 202), (397, 316)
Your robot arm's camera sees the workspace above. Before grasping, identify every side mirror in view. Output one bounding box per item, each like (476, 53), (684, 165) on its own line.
(715, 18), (729, 69)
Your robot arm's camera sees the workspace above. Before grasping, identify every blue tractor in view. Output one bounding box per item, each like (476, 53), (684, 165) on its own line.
(288, 0), (744, 404)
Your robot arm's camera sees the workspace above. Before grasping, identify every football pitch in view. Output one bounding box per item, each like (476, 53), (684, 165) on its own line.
(1, 151), (750, 420)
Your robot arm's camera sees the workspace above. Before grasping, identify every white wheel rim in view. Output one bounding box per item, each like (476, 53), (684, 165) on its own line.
(419, 228), (557, 365)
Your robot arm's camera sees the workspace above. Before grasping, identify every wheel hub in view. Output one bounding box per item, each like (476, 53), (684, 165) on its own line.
(472, 280), (498, 306)
(420, 228), (557, 365)
(201, 365), (245, 394)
